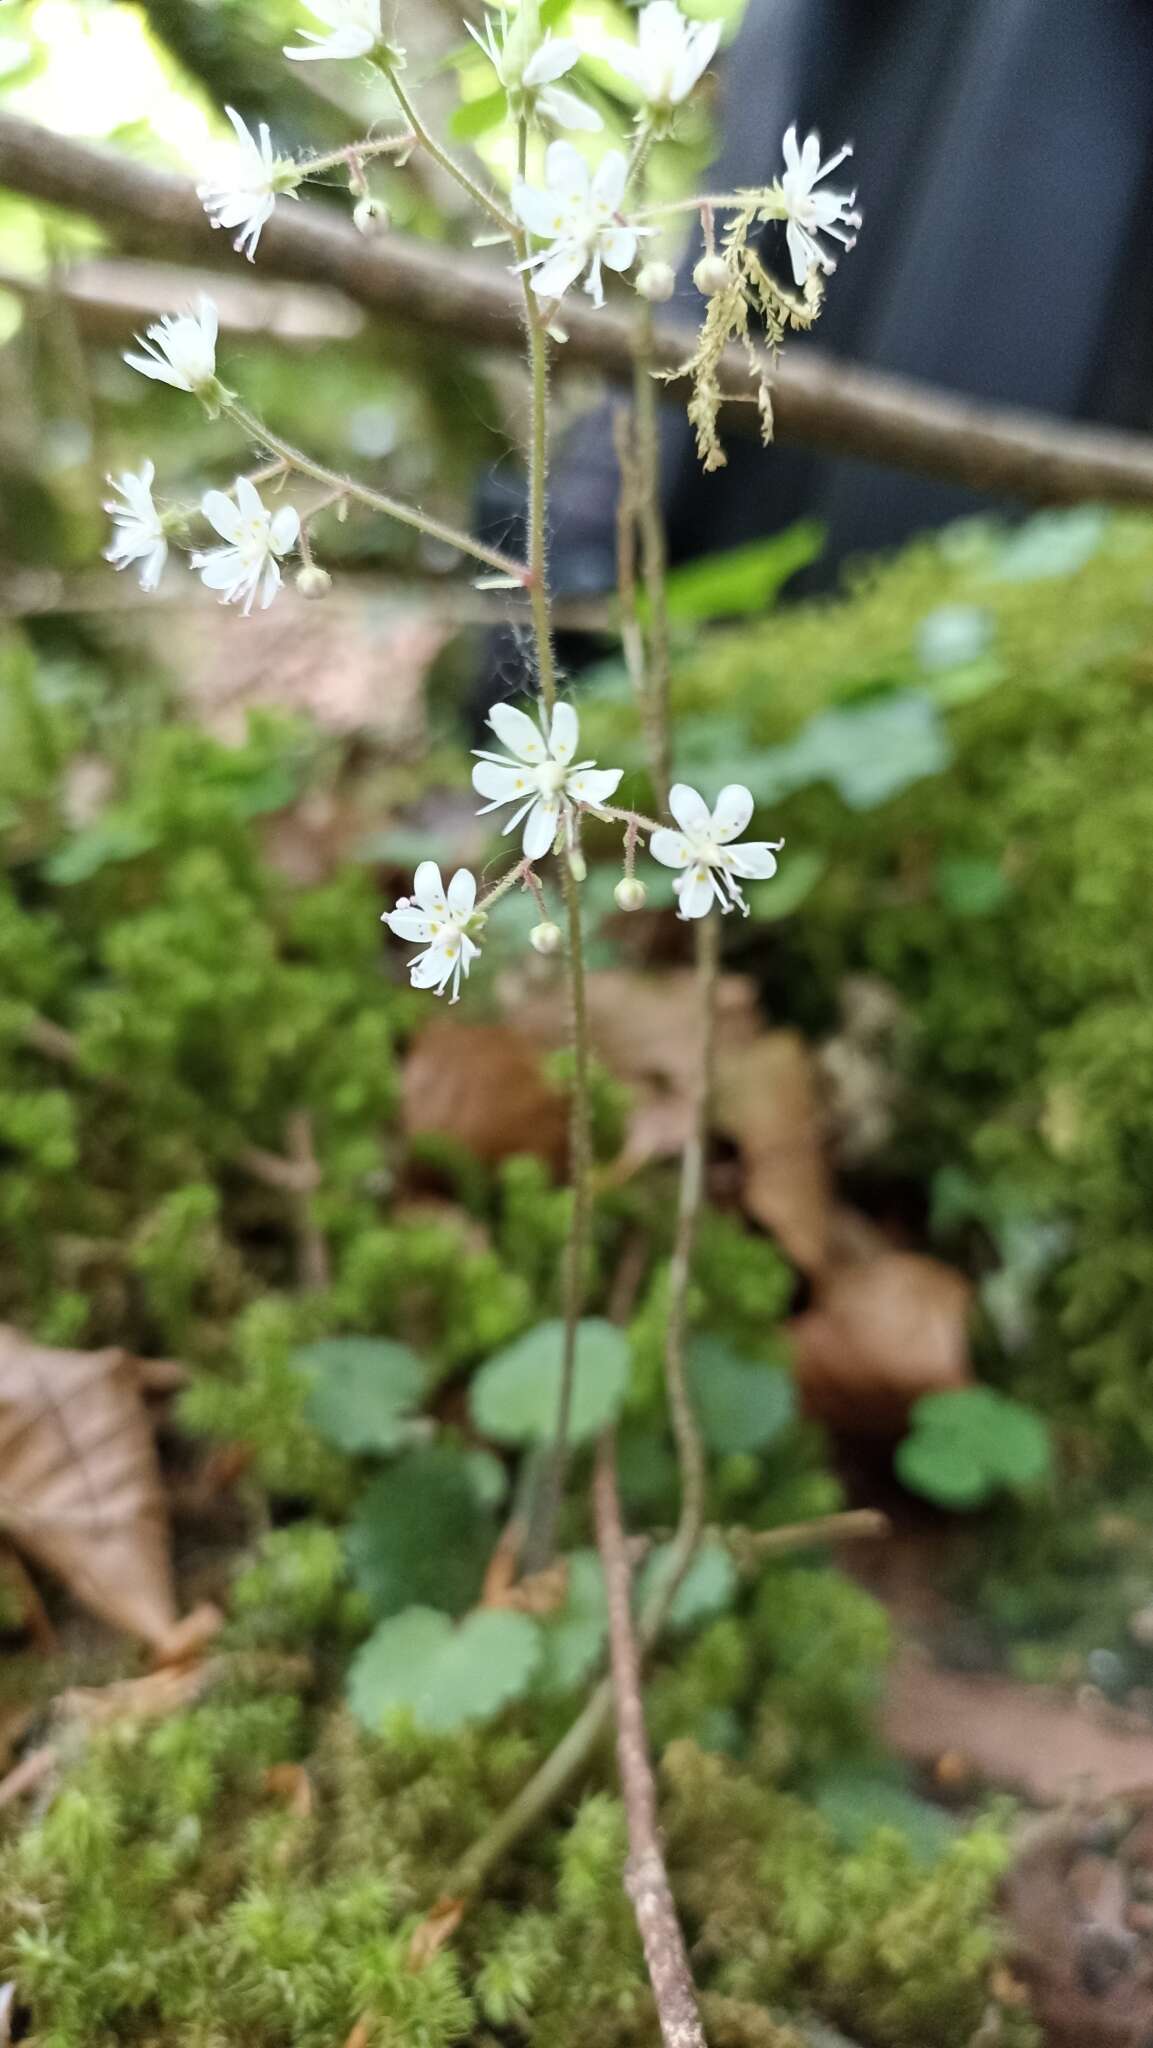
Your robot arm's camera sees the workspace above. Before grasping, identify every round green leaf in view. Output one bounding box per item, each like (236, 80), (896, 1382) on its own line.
(345, 1445), (492, 1620)
(638, 1538), (738, 1632)
(469, 1318), (630, 1448)
(534, 1550), (608, 1697)
(688, 1337), (796, 1454)
(894, 1430), (990, 1509)
(297, 1337), (425, 1454)
(898, 1387), (1052, 1509)
(346, 1605), (542, 1734)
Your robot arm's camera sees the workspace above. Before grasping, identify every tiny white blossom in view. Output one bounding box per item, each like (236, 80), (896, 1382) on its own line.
(473, 700), (622, 860)
(284, 0), (382, 62)
(603, 0), (720, 115)
(382, 863), (482, 1003)
(513, 142), (639, 306)
(197, 107), (299, 263)
(650, 783), (782, 919)
(123, 296), (218, 395)
(778, 124), (860, 287)
(104, 460), (168, 593)
(191, 476), (301, 616)
(469, 11), (601, 131)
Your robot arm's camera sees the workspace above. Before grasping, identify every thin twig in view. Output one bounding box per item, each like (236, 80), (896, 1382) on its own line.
(5, 113), (1153, 506)
(632, 295), (673, 811)
(284, 1111), (330, 1293)
(594, 1435), (707, 2048)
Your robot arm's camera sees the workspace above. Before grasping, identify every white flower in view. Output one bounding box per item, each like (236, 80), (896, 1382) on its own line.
(604, 1), (720, 114)
(473, 700), (622, 860)
(382, 863), (482, 1003)
(513, 142), (639, 306)
(123, 296), (218, 395)
(469, 11), (601, 130)
(197, 107), (299, 263)
(104, 460), (168, 593)
(650, 783), (782, 919)
(284, 0), (381, 61)
(190, 476), (301, 616)
(778, 124), (860, 287)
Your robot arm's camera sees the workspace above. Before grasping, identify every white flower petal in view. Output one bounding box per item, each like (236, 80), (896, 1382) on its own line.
(676, 863), (717, 919)
(710, 784), (754, 843)
(446, 868), (477, 917)
(512, 181), (571, 238)
(472, 759), (536, 809)
(543, 139), (590, 202)
(270, 505), (301, 554)
(600, 225), (638, 274)
(409, 946), (452, 991)
(538, 85), (602, 131)
(201, 490), (244, 543)
(567, 767), (622, 806)
(487, 701), (548, 763)
(413, 861), (448, 914)
(649, 827), (691, 870)
(528, 244), (587, 301)
(726, 841), (782, 881)
(591, 150), (627, 212)
(668, 783), (712, 836)
(522, 796), (560, 860)
(549, 700), (579, 764)
(384, 908), (433, 942)
(523, 36), (581, 85)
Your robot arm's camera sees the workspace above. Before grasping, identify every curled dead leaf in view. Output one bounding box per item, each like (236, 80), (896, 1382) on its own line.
(406, 1896), (465, 1972)
(0, 1327), (178, 1644)
(713, 1030), (833, 1273)
(402, 1021), (568, 1172)
(790, 1253), (973, 1433)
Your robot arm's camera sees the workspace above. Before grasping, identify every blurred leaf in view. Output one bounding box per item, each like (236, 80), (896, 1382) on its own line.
(813, 1763), (957, 1860)
(450, 88), (507, 140)
(533, 1548), (608, 1695)
(347, 1604), (541, 1733)
(676, 691), (951, 811)
(896, 1386), (1052, 1510)
(470, 1318), (630, 1447)
(663, 521), (823, 623)
(297, 1336), (425, 1455)
(689, 1336), (795, 1454)
(991, 507), (1107, 583)
(915, 605), (993, 671)
(639, 1537), (738, 1631)
(936, 857), (1010, 917)
(44, 815), (159, 885)
(749, 848), (826, 921)
(346, 1445), (493, 1619)
(464, 1446), (509, 1508)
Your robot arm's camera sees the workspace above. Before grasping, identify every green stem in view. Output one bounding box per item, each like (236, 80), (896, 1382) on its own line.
(632, 296), (673, 811)
(302, 133), (413, 180)
(385, 65), (517, 236)
(220, 399), (529, 586)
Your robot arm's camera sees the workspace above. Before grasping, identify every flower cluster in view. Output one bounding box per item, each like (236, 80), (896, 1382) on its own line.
(381, 701), (784, 999)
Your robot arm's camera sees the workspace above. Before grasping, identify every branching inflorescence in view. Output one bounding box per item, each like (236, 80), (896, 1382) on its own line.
(105, 0), (860, 2026)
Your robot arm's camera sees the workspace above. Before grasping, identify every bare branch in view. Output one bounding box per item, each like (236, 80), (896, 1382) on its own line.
(3, 111), (1153, 507)
(594, 1435), (707, 2048)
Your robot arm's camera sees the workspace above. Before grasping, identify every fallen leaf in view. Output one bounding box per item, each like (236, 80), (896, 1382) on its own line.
(265, 1761), (313, 1820)
(0, 1745), (58, 1811)
(513, 969), (761, 1173)
(342, 2021), (372, 2048)
(402, 1021), (568, 1172)
(713, 1030), (833, 1272)
(406, 1896), (465, 1971)
(790, 1253), (973, 1433)
(1004, 1810), (1153, 2048)
(0, 1327), (178, 1644)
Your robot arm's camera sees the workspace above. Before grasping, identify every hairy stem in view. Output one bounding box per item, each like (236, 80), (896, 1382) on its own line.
(631, 296), (673, 810)
(220, 398), (529, 585)
(384, 65), (516, 236)
(594, 1435), (707, 2048)
(641, 912), (719, 1645)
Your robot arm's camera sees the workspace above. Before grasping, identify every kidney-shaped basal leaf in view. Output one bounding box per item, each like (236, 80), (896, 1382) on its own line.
(296, 1337), (425, 1455)
(469, 1319), (629, 1448)
(346, 1604), (542, 1734)
(896, 1386), (1052, 1510)
(689, 1337), (796, 1455)
(346, 1444), (493, 1620)
(639, 1538), (738, 1633)
(533, 1549), (608, 1697)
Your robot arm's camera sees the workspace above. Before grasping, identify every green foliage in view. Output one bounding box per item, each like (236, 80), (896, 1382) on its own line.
(689, 1336), (796, 1454)
(300, 1336), (426, 1455)
(469, 1318), (630, 1446)
(346, 1445), (494, 1621)
(347, 1605), (543, 1734)
(897, 1388), (1052, 1509)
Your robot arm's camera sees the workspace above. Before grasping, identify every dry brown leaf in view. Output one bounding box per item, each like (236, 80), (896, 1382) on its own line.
(513, 968), (761, 1173)
(790, 1252), (973, 1433)
(342, 2020), (372, 2048)
(713, 1030), (833, 1272)
(0, 1326), (177, 1645)
(265, 1761), (314, 1820)
(402, 1021), (568, 1171)
(406, 1896), (466, 1972)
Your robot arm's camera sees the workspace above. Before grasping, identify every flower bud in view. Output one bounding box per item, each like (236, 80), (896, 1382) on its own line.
(566, 849), (588, 882)
(693, 253), (729, 298)
(530, 920), (563, 956)
(353, 195), (390, 236)
(635, 260), (676, 304)
(614, 876), (647, 912)
(295, 564), (333, 600)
